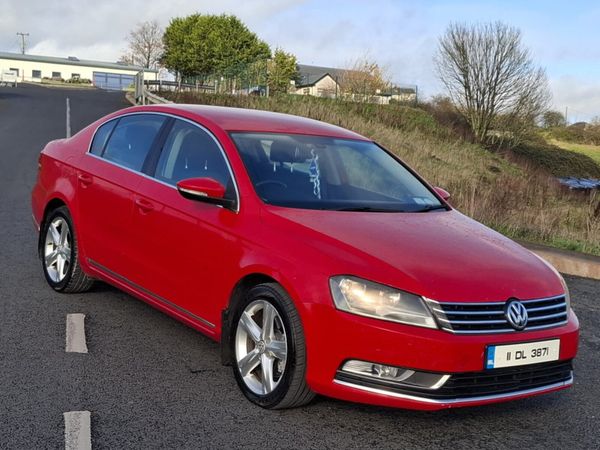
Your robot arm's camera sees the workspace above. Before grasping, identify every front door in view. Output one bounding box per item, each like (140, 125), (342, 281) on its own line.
(129, 118), (241, 328)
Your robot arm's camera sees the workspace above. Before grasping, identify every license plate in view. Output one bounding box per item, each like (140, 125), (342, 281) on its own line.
(486, 339), (560, 369)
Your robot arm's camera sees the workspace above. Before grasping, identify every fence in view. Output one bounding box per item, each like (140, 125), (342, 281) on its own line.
(135, 60), (418, 106)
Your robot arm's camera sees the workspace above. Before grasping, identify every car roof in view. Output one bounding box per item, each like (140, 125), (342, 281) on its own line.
(129, 104), (370, 141)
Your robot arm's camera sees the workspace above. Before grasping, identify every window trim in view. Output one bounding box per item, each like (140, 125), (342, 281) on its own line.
(86, 111), (241, 213)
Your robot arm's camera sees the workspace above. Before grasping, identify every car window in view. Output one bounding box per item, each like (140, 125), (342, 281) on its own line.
(102, 115), (166, 171)
(231, 132), (442, 212)
(89, 119), (117, 156)
(155, 119), (233, 190)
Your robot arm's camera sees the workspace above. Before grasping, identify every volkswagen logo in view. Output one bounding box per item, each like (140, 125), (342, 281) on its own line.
(505, 299), (528, 331)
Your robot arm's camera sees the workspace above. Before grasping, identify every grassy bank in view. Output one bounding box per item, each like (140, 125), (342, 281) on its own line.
(549, 139), (600, 167)
(165, 92), (600, 256)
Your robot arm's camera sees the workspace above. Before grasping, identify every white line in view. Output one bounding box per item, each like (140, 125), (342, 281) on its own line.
(66, 97), (71, 138)
(64, 411), (91, 450)
(66, 313), (88, 353)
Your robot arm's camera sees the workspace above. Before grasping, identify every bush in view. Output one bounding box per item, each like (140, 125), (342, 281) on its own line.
(65, 77), (92, 84)
(547, 124), (600, 146)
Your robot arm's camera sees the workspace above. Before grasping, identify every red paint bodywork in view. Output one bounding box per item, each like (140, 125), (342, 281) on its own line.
(31, 104), (579, 410)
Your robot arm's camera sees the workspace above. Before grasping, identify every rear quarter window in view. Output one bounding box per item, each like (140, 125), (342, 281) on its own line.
(89, 119), (117, 156)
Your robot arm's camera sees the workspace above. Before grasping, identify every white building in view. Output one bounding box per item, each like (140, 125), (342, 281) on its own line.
(0, 51), (157, 90)
(294, 64), (345, 98)
(294, 64), (417, 103)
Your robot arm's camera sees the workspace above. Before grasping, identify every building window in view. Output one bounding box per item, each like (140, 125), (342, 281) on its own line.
(32, 70), (42, 78)
(71, 73), (80, 80)
(9, 68), (19, 76)
(303, 88), (310, 95)
(52, 71), (61, 79)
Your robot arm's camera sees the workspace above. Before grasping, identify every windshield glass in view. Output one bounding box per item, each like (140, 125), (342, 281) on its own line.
(230, 132), (444, 212)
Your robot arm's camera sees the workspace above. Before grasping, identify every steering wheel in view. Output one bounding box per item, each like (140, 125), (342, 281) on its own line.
(256, 180), (288, 189)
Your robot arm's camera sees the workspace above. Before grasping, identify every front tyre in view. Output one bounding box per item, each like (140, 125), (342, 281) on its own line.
(231, 283), (314, 409)
(41, 206), (93, 293)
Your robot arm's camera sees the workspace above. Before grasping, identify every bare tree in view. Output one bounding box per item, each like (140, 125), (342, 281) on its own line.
(340, 56), (390, 102)
(123, 21), (163, 69)
(435, 22), (551, 144)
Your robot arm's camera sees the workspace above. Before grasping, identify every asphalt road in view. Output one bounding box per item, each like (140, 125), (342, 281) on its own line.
(0, 84), (599, 449)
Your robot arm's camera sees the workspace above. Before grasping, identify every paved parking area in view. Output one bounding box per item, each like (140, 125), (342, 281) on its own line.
(0, 84), (598, 449)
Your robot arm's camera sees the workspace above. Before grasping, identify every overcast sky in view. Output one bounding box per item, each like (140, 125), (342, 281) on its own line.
(1, 0), (599, 121)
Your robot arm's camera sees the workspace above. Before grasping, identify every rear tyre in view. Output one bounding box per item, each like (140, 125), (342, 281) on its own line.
(41, 206), (93, 293)
(231, 283), (315, 409)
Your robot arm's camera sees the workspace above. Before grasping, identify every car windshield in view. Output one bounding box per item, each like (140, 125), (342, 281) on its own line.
(230, 132), (445, 212)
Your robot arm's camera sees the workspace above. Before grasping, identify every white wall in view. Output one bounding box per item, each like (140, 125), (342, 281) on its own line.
(294, 75), (340, 98)
(0, 57), (154, 82)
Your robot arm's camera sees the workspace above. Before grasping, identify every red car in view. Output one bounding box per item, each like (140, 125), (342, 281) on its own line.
(32, 105), (579, 410)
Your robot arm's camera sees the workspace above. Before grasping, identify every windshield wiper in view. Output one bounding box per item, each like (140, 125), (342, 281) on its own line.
(334, 206), (405, 212)
(413, 205), (448, 213)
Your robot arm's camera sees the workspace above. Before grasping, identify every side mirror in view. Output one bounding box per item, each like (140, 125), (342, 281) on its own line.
(433, 186), (451, 201)
(176, 177), (236, 209)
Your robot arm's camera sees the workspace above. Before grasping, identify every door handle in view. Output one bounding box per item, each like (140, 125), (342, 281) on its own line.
(78, 173), (93, 187)
(135, 197), (155, 213)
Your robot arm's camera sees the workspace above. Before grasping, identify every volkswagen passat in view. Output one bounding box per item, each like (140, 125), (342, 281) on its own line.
(32, 105), (579, 410)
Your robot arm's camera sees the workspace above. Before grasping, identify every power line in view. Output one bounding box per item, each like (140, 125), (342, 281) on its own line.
(16, 32), (29, 55)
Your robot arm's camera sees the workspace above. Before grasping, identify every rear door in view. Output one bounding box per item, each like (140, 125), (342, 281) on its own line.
(77, 114), (168, 278)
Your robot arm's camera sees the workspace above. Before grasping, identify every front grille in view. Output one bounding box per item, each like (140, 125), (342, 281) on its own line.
(426, 295), (568, 334)
(335, 360), (573, 401)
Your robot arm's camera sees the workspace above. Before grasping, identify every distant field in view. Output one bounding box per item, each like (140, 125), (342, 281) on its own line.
(549, 139), (600, 167)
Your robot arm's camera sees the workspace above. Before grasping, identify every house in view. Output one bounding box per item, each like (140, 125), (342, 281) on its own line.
(294, 63), (417, 104)
(294, 64), (345, 98)
(374, 86), (418, 104)
(0, 51), (157, 90)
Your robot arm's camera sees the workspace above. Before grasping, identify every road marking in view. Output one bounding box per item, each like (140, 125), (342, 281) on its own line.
(66, 97), (71, 138)
(64, 411), (91, 450)
(66, 313), (88, 353)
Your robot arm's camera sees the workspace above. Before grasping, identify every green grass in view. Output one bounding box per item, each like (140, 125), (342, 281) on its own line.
(549, 139), (600, 167)
(163, 92), (600, 256)
(511, 140), (600, 178)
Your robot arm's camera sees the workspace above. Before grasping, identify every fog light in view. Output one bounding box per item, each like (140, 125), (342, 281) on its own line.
(341, 360), (450, 390)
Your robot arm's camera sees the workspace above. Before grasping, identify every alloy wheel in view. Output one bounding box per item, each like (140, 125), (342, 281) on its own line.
(44, 217), (71, 283)
(235, 299), (288, 395)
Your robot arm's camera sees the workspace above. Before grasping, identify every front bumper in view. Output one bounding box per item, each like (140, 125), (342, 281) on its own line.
(303, 304), (579, 410)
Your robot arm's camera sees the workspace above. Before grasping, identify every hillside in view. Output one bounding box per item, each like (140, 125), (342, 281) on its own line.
(164, 92), (600, 256)
(548, 139), (600, 167)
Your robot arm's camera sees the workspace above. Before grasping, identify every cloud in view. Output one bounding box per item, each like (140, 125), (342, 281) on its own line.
(1, 0), (598, 118)
(550, 76), (600, 122)
(0, 0), (307, 57)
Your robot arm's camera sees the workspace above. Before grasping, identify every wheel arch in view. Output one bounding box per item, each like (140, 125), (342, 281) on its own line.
(220, 272), (279, 366)
(38, 197), (68, 258)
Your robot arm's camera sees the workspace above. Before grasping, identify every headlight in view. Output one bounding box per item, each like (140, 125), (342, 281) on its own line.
(329, 276), (438, 329)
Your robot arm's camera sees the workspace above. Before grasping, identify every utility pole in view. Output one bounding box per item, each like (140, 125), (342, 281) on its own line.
(16, 32), (29, 55)
(565, 106), (568, 125)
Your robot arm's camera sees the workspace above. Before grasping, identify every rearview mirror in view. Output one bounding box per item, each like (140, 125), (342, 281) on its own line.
(433, 186), (451, 201)
(176, 177), (236, 209)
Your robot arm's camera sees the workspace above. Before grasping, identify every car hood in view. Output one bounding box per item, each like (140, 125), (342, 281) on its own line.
(264, 207), (564, 302)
